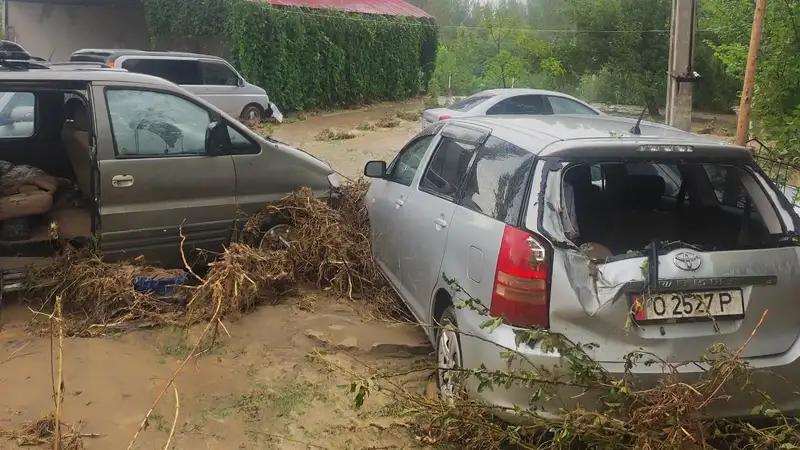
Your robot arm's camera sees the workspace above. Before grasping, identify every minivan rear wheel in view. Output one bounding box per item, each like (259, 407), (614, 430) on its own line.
(241, 105), (265, 125)
(436, 306), (463, 400)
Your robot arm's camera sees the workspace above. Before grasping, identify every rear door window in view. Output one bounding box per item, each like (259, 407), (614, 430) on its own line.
(420, 136), (476, 199)
(487, 95), (551, 115)
(0, 92), (35, 138)
(120, 59), (201, 85)
(201, 61), (239, 86)
(547, 96), (597, 115)
(449, 95), (495, 112)
(461, 136), (534, 224)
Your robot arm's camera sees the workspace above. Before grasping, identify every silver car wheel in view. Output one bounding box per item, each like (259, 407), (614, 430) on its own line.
(437, 317), (462, 399)
(241, 105), (264, 126)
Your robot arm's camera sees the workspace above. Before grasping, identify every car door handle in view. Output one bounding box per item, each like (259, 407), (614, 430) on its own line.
(434, 217), (448, 229)
(111, 175), (134, 188)
(394, 198), (405, 208)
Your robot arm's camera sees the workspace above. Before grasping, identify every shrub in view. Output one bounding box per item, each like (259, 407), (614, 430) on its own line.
(143, 0), (438, 111)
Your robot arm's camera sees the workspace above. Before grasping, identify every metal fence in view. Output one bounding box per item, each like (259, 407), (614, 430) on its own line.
(750, 138), (800, 208)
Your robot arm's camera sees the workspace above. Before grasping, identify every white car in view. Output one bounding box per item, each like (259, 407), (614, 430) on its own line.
(421, 88), (601, 128)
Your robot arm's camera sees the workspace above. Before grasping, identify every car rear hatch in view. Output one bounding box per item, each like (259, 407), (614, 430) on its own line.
(528, 141), (800, 364)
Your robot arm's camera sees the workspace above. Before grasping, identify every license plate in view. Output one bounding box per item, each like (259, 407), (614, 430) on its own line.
(632, 290), (744, 321)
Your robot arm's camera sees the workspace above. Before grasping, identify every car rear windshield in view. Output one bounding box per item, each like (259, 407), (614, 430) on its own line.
(449, 94), (495, 112)
(557, 160), (785, 257)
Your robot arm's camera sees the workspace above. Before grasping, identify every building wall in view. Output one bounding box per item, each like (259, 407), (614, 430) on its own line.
(5, 0), (148, 61)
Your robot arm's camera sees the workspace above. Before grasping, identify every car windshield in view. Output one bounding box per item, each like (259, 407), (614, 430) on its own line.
(449, 94), (495, 112)
(557, 160), (785, 257)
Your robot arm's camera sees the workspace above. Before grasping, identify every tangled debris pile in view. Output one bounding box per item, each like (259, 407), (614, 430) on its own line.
(352, 309), (800, 450)
(26, 253), (187, 335)
(26, 179), (400, 334)
(0, 415), (94, 449)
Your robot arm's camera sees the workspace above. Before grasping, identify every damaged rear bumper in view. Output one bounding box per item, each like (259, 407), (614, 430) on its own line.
(458, 308), (800, 422)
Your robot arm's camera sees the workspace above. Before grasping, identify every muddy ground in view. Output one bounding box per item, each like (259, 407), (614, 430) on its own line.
(1, 293), (432, 449)
(269, 99), (424, 179)
(0, 98), (739, 449)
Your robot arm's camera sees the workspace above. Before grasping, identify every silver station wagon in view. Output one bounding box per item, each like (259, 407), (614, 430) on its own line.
(364, 115), (800, 418)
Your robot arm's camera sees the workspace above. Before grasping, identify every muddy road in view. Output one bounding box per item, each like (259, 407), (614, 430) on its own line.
(1, 295), (431, 449)
(269, 99), (424, 179)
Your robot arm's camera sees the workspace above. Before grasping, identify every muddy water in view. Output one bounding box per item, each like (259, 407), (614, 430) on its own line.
(0, 295), (431, 449)
(271, 99), (425, 179)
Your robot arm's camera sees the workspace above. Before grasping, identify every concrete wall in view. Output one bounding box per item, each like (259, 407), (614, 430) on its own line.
(5, 0), (148, 62)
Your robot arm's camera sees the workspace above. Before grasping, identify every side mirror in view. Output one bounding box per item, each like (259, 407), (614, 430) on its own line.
(238, 78), (245, 87)
(206, 121), (230, 156)
(364, 160), (387, 178)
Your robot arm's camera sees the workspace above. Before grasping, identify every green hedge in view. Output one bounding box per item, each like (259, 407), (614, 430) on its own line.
(143, 0), (438, 111)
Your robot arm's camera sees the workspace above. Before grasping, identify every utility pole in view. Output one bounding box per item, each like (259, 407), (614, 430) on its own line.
(735, 0), (768, 146)
(665, 0), (699, 131)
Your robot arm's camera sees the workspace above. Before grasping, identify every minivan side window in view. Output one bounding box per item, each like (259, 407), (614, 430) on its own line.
(461, 137), (534, 224)
(106, 89), (212, 157)
(386, 135), (434, 186)
(201, 62), (240, 86)
(120, 59), (201, 85)
(420, 136), (476, 198)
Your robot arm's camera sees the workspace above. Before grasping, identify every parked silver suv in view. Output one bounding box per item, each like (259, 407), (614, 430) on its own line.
(70, 49), (279, 123)
(364, 115), (800, 418)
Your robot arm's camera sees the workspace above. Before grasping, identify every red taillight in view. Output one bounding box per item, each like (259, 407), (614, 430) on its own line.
(490, 225), (551, 328)
(438, 114), (451, 121)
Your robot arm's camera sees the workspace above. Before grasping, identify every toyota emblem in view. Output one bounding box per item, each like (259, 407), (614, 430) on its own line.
(674, 251), (702, 271)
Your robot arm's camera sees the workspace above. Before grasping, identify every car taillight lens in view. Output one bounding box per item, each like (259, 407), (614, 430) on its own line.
(438, 114), (451, 121)
(490, 225), (552, 328)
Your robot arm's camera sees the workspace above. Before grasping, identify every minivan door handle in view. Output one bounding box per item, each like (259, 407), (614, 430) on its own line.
(433, 217), (448, 230)
(111, 175), (134, 188)
(394, 198), (405, 208)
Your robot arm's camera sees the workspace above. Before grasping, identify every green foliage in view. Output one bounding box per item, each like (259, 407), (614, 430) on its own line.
(143, 0), (229, 38)
(428, 0), (740, 113)
(143, 0), (438, 110)
(704, 0), (800, 154)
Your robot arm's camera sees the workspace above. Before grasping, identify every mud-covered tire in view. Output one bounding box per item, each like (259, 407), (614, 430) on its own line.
(435, 306), (464, 399)
(240, 104), (265, 125)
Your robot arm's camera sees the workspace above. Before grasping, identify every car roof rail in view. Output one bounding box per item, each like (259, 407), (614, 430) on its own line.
(0, 52), (50, 70)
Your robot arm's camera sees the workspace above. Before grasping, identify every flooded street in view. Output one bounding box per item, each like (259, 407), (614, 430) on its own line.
(0, 294), (431, 449)
(270, 99), (425, 179)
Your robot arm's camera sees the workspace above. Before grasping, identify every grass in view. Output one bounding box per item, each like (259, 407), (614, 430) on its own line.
(156, 326), (224, 359)
(356, 121), (376, 131)
(157, 327), (192, 358)
(203, 381), (325, 423)
(316, 127), (358, 141)
(376, 116), (401, 128)
(395, 110), (422, 122)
